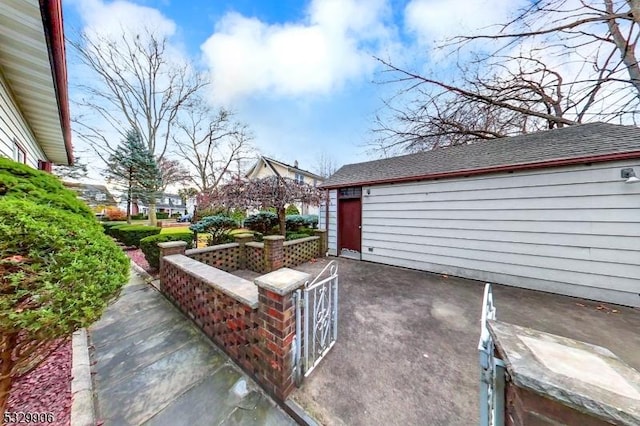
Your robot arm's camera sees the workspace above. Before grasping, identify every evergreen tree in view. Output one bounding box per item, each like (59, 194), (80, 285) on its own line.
(105, 130), (161, 223)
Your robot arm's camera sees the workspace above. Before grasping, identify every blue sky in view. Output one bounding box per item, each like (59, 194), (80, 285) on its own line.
(62, 0), (523, 176)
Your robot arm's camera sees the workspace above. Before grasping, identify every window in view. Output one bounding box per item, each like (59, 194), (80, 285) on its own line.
(294, 173), (304, 184)
(95, 193), (106, 201)
(13, 141), (26, 164)
(338, 187), (361, 199)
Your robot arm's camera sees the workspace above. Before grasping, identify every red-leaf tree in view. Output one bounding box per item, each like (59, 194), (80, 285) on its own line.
(198, 176), (324, 236)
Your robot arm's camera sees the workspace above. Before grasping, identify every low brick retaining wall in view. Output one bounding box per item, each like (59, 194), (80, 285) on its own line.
(283, 237), (319, 268)
(186, 243), (241, 272)
(158, 242), (311, 400)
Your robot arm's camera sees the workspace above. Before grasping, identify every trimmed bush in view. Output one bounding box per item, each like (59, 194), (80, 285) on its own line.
(302, 214), (319, 229)
(286, 232), (312, 241)
(105, 206), (126, 221)
(285, 204), (300, 215)
(285, 214), (306, 231)
(0, 157), (94, 220)
(244, 211), (279, 234)
(190, 215), (237, 246)
(102, 221), (127, 235)
(112, 225), (161, 247)
(130, 213), (147, 220)
(140, 233), (193, 269)
(156, 212), (169, 219)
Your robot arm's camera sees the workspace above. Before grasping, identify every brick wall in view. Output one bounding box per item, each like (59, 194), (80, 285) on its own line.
(246, 242), (265, 273)
(283, 237), (320, 268)
(158, 243), (310, 401)
(186, 243), (241, 272)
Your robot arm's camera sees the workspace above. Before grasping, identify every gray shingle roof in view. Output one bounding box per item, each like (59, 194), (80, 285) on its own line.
(322, 123), (640, 188)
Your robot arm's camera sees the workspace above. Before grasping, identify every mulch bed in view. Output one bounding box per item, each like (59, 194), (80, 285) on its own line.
(124, 248), (158, 278)
(6, 339), (72, 426)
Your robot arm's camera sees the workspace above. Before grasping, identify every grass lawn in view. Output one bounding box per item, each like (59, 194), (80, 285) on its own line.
(160, 226), (192, 234)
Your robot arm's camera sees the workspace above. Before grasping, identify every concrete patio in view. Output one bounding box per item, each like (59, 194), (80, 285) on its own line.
(290, 257), (640, 425)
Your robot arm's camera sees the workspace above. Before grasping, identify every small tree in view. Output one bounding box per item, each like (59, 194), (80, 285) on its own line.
(199, 176), (324, 236)
(285, 204), (300, 215)
(105, 130), (161, 224)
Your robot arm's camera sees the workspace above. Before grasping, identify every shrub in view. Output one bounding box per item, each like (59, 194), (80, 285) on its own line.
(156, 212), (169, 219)
(285, 204), (300, 215)
(189, 215), (237, 246)
(171, 212), (181, 218)
(229, 208), (246, 225)
(140, 233), (194, 269)
(0, 157), (94, 220)
(194, 206), (226, 222)
(130, 213), (147, 220)
(244, 211), (279, 234)
(302, 214), (319, 229)
(285, 214), (306, 231)
(286, 232), (312, 241)
(0, 198), (129, 409)
(102, 221), (127, 235)
(105, 206), (127, 221)
(112, 225), (161, 247)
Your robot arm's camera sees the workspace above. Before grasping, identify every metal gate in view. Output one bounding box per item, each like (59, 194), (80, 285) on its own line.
(478, 283), (506, 426)
(294, 261), (338, 384)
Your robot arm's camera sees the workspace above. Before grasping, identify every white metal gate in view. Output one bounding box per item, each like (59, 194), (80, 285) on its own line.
(294, 261), (338, 384)
(478, 283), (506, 426)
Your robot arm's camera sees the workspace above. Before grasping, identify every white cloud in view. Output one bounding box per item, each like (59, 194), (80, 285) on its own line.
(404, 0), (526, 45)
(72, 0), (176, 39)
(200, 0), (394, 103)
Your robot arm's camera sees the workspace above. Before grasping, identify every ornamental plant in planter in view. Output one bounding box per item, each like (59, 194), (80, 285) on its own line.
(0, 158), (129, 413)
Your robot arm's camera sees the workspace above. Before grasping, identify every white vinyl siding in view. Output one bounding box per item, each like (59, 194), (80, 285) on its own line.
(321, 190), (338, 256)
(360, 160), (640, 307)
(0, 69), (45, 168)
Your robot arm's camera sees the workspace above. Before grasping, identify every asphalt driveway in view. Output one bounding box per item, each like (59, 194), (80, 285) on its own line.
(291, 257), (640, 425)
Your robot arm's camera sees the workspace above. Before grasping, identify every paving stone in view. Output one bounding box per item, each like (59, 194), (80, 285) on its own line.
(91, 269), (294, 426)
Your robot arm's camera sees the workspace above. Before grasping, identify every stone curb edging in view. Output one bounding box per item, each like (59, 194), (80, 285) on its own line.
(70, 329), (95, 426)
(284, 398), (321, 426)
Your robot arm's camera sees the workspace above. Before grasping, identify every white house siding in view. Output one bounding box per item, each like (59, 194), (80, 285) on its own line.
(322, 190), (338, 256)
(359, 160), (640, 307)
(0, 69), (46, 169)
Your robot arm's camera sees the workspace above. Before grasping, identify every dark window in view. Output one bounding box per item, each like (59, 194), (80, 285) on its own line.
(338, 187), (361, 199)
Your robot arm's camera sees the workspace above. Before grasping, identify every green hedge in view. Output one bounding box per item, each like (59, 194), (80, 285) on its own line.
(102, 221), (127, 235)
(156, 212), (169, 219)
(140, 232), (194, 270)
(0, 157), (95, 220)
(111, 225), (161, 247)
(286, 232), (312, 241)
(0, 199), (130, 334)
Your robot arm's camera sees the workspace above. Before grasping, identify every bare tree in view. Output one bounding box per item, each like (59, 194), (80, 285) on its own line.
(374, 0), (640, 154)
(157, 157), (191, 193)
(172, 101), (254, 193)
(314, 152), (339, 178)
(70, 29), (206, 225)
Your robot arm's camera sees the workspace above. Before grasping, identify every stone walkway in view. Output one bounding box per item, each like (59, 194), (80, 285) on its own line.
(89, 269), (296, 425)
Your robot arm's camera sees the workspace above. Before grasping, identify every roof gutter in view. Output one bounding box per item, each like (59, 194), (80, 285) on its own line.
(320, 150), (640, 189)
(40, 0), (73, 165)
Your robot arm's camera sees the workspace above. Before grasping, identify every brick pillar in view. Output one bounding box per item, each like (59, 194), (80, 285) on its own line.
(234, 233), (254, 269)
(313, 229), (327, 257)
(263, 235), (284, 272)
(255, 268), (310, 400)
(158, 241), (187, 291)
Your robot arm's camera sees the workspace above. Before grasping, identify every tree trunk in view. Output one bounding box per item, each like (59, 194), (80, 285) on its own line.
(278, 206), (286, 237)
(149, 203), (158, 227)
(0, 333), (17, 418)
(126, 187), (132, 224)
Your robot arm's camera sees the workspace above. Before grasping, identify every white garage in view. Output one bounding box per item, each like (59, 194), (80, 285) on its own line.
(319, 123), (640, 307)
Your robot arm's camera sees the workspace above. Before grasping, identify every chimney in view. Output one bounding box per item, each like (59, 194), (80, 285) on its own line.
(294, 160), (299, 168)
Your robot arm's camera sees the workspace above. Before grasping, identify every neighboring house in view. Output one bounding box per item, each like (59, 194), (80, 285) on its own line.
(0, 0), (72, 170)
(320, 123), (640, 307)
(132, 193), (188, 217)
(245, 156), (325, 215)
(63, 182), (117, 215)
